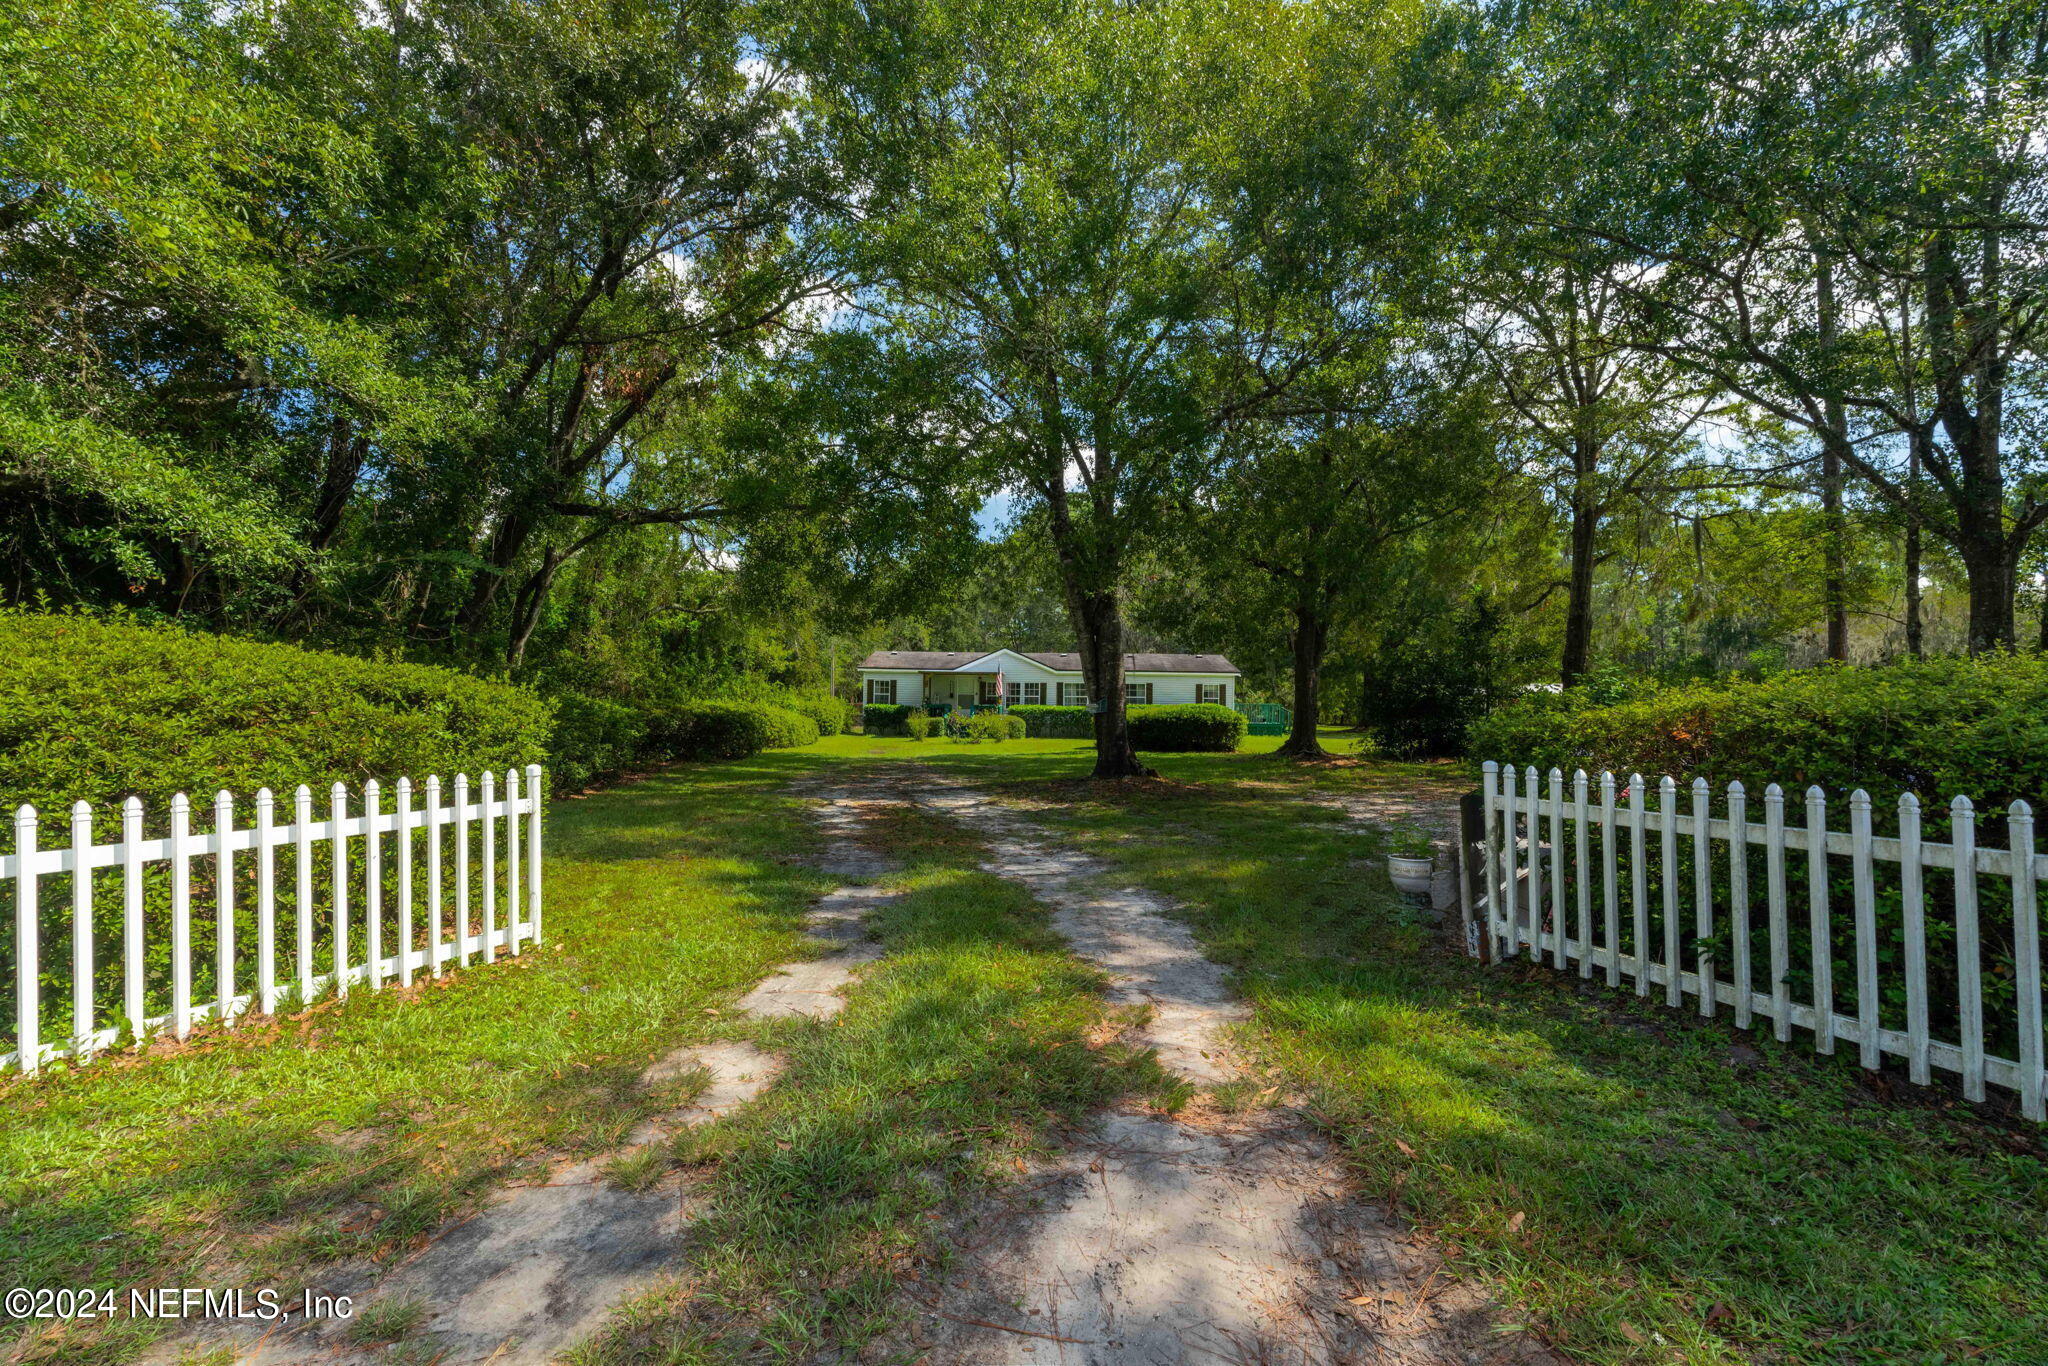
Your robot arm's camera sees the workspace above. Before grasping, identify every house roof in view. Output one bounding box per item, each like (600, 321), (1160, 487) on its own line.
(859, 650), (1239, 675)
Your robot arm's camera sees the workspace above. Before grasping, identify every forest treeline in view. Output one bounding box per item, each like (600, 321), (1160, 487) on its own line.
(4, 0), (2044, 774)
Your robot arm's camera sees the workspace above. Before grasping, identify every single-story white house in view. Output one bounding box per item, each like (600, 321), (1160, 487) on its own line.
(858, 649), (1241, 710)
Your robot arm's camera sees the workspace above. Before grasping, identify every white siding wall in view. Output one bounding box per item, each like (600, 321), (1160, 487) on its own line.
(860, 665), (1240, 708)
(860, 671), (924, 705)
(1132, 672), (1236, 705)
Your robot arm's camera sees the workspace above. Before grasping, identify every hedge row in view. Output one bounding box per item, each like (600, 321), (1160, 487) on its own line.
(0, 609), (551, 813)
(1466, 654), (2048, 808)
(662, 701), (819, 760)
(873, 701), (1247, 751)
(1129, 704), (1247, 752)
(1008, 705), (1094, 738)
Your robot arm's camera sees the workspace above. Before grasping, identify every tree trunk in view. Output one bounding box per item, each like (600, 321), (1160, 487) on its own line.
(1906, 426), (1925, 657)
(1277, 593), (1329, 758)
(1821, 442), (1849, 661)
(505, 547), (566, 668)
(1814, 251), (1850, 661)
(1560, 488), (1598, 687)
(1072, 588), (1152, 778)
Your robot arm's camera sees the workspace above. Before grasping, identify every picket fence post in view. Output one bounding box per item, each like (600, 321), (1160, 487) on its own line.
(71, 801), (93, 1054)
(15, 803), (38, 1075)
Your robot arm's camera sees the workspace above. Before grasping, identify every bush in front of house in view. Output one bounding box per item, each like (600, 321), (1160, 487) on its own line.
(547, 692), (650, 793)
(1008, 705), (1094, 739)
(1128, 703), (1246, 753)
(862, 703), (915, 736)
(1464, 653), (2048, 807)
(662, 701), (820, 761)
(782, 690), (848, 737)
(958, 710), (1025, 743)
(906, 711), (935, 741)
(0, 607), (552, 813)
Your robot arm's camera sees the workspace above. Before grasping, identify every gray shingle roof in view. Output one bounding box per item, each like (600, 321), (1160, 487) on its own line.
(860, 649), (1238, 675)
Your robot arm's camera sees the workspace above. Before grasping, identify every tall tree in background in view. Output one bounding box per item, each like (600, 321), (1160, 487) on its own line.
(1457, 256), (1714, 685)
(1177, 345), (1499, 757)
(808, 0), (1429, 776)
(1498, 0), (2048, 652)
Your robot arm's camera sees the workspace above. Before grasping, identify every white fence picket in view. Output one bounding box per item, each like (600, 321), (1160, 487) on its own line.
(507, 768), (522, 956)
(1728, 781), (1751, 1030)
(122, 796), (143, 1040)
(1500, 764), (1518, 959)
(1473, 759), (2048, 1120)
(454, 773), (471, 969)
(2011, 802), (2042, 1121)
(1573, 770), (1592, 979)
(1805, 786), (1834, 1055)
(1765, 783), (1790, 1042)
(295, 784), (315, 1003)
(365, 779), (383, 991)
(1660, 776), (1681, 1009)
(215, 790), (235, 1024)
(398, 778), (415, 989)
(482, 770), (497, 961)
(1629, 774), (1648, 998)
(1600, 771), (1619, 987)
(427, 775), (445, 977)
(1953, 796), (1984, 1101)
(526, 764), (543, 946)
(331, 783), (349, 999)
(15, 803), (37, 1075)
(1900, 792), (1930, 1086)
(1692, 778), (1712, 1020)
(257, 789), (277, 1017)
(2, 768), (546, 1074)
(71, 801), (92, 1053)
(171, 794), (191, 1040)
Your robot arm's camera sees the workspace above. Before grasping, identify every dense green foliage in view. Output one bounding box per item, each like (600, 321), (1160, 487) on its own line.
(783, 693), (848, 738)
(1127, 704), (1247, 753)
(862, 704), (915, 737)
(0, 611), (548, 814)
(547, 693), (651, 795)
(662, 702), (820, 762)
(1467, 654), (2048, 808)
(1007, 705), (1095, 739)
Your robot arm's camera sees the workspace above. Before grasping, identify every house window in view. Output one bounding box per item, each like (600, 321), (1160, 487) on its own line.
(1197, 683), (1226, 705)
(1058, 681), (1088, 707)
(866, 678), (897, 705)
(1124, 681), (1153, 706)
(979, 677), (1000, 705)
(1005, 681), (1045, 706)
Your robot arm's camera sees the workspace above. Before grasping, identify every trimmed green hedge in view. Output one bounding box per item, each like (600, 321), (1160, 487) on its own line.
(862, 703), (915, 736)
(0, 609), (551, 813)
(548, 692), (648, 794)
(1466, 655), (2048, 807)
(781, 691), (847, 737)
(1008, 705), (1094, 739)
(1129, 703), (1246, 753)
(664, 701), (820, 761)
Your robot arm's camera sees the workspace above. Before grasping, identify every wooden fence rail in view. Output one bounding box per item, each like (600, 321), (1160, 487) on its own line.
(4, 764), (545, 1075)
(1477, 760), (2045, 1121)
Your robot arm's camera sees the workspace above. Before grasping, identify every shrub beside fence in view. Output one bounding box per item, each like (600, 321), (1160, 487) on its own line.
(4, 765), (545, 1076)
(1475, 760), (2046, 1121)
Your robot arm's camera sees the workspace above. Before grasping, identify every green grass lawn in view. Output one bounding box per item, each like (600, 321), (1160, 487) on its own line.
(8, 731), (2040, 1366)
(834, 735), (2044, 1366)
(0, 757), (833, 1366)
(573, 798), (1166, 1364)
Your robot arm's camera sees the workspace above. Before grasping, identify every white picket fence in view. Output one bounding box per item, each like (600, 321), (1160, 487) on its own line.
(1477, 761), (2047, 1121)
(4, 765), (545, 1075)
